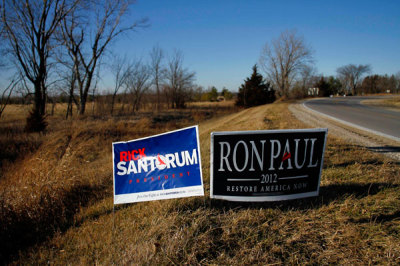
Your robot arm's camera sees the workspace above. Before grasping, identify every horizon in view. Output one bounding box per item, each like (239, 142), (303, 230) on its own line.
(117, 0), (400, 92)
(1, 0), (399, 93)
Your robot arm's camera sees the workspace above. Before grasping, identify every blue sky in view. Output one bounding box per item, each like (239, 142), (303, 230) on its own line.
(1, 0), (399, 92)
(113, 0), (399, 91)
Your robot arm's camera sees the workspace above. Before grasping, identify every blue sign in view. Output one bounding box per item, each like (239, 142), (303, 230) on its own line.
(113, 126), (204, 204)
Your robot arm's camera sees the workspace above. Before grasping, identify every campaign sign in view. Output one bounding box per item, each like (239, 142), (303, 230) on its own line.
(210, 128), (328, 202)
(113, 126), (204, 204)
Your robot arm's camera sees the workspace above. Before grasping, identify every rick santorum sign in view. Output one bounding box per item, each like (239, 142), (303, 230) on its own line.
(113, 126), (204, 204)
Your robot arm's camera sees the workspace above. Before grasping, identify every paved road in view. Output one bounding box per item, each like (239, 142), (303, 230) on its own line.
(304, 96), (400, 141)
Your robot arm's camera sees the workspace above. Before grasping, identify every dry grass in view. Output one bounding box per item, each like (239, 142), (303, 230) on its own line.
(188, 99), (236, 107)
(1, 102), (399, 264)
(362, 96), (400, 110)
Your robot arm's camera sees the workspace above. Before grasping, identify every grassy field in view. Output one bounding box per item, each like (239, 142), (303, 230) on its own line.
(0, 101), (399, 264)
(363, 96), (400, 110)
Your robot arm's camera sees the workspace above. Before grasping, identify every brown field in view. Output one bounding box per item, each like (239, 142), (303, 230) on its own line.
(362, 96), (400, 110)
(0, 101), (399, 264)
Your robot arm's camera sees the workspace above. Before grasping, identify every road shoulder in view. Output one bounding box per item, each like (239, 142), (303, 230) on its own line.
(289, 101), (400, 161)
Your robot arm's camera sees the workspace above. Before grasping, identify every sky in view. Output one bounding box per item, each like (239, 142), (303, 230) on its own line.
(1, 0), (399, 92)
(112, 0), (399, 92)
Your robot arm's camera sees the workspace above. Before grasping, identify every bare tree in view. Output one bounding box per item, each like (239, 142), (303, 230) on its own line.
(336, 64), (371, 95)
(1, 0), (76, 130)
(14, 76), (34, 105)
(396, 71), (400, 94)
(165, 50), (195, 108)
(109, 54), (132, 115)
(65, 70), (79, 118)
(0, 76), (20, 118)
(90, 59), (102, 116)
(299, 65), (317, 92)
(0, 17), (6, 68)
(61, 0), (147, 115)
(259, 30), (314, 97)
(125, 61), (151, 113)
(149, 45), (165, 112)
(52, 57), (79, 118)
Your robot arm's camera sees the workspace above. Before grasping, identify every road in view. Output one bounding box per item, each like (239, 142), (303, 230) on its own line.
(304, 96), (400, 141)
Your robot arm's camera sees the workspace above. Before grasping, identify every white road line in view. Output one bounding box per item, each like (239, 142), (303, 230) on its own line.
(303, 100), (400, 143)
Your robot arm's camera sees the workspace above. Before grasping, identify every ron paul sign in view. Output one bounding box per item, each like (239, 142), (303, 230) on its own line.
(210, 129), (328, 201)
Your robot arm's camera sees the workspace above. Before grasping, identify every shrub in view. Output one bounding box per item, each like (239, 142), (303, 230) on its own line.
(236, 65), (275, 107)
(25, 110), (48, 133)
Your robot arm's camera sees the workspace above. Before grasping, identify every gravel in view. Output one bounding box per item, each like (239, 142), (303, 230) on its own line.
(289, 102), (400, 161)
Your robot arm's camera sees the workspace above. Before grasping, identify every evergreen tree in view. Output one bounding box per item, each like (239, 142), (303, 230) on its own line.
(236, 65), (275, 107)
(209, 86), (219, 101)
(315, 77), (331, 97)
(221, 87), (233, 100)
(327, 76), (342, 95)
(315, 76), (341, 96)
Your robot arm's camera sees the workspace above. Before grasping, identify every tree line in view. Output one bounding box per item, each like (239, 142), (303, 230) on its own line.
(1, 3), (399, 129)
(0, 0), (237, 128)
(0, 0), (149, 131)
(237, 30), (399, 108)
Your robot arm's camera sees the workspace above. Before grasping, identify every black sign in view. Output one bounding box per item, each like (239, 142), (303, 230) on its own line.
(210, 129), (328, 201)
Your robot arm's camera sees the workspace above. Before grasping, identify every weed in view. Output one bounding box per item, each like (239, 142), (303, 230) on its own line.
(1, 102), (399, 264)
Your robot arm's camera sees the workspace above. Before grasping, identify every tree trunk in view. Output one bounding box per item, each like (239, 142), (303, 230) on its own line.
(156, 83), (160, 112)
(25, 81), (47, 132)
(66, 98), (73, 119)
(111, 93), (116, 115)
(79, 96), (87, 115)
(78, 70), (94, 115)
(33, 81), (46, 116)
